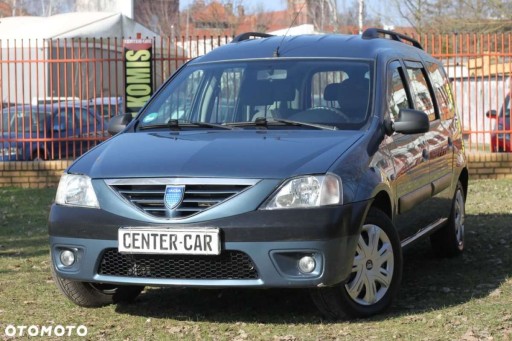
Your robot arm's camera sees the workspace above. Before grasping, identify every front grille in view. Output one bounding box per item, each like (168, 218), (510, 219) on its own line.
(108, 180), (253, 219)
(98, 249), (259, 280)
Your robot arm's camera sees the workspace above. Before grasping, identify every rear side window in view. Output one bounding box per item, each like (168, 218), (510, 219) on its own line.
(425, 62), (456, 120)
(405, 63), (437, 122)
(79, 108), (93, 128)
(54, 108), (78, 130)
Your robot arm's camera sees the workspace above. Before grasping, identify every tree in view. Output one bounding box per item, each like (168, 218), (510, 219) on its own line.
(181, 0), (244, 37)
(251, 3), (272, 32)
(307, 0), (338, 32)
(337, 0), (381, 32)
(393, 0), (512, 34)
(135, 0), (180, 36)
(7, 0), (74, 16)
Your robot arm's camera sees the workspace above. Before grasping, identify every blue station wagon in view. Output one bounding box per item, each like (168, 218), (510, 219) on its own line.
(49, 29), (468, 319)
(0, 103), (107, 161)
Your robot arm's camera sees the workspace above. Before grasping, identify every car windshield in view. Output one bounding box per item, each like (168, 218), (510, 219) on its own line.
(138, 59), (372, 130)
(1, 107), (50, 133)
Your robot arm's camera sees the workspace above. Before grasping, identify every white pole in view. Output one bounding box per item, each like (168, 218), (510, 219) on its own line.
(358, 0), (364, 34)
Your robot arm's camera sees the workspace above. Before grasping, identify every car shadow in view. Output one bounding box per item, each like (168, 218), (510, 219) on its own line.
(115, 213), (511, 323)
(393, 212), (511, 317)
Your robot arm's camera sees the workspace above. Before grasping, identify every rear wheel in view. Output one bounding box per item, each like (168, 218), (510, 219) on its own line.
(311, 207), (403, 319)
(31, 149), (47, 161)
(430, 181), (465, 257)
(51, 264), (143, 307)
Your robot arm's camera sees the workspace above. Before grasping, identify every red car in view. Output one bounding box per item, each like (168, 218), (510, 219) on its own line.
(486, 94), (512, 152)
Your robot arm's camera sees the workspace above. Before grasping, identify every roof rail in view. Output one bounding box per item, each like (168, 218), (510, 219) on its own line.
(362, 28), (423, 50)
(232, 32), (274, 43)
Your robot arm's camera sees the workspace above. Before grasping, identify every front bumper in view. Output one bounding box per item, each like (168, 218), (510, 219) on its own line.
(49, 201), (368, 288)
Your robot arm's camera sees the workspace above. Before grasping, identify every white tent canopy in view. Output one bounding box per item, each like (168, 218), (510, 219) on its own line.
(0, 12), (162, 104)
(0, 12), (158, 41)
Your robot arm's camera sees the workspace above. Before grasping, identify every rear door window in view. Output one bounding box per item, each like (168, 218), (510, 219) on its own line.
(425, 62), (455, 120)
(405, 61), (437, 122)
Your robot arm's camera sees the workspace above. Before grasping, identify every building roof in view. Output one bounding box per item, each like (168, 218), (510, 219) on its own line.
(191, 1), (235, 23)
(0, 12), (158, 40)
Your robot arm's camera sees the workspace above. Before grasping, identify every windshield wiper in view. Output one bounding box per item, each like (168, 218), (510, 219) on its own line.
(139, 120), (236, 131)
(142, 118), (337, 131)
(226, 118), (337, 130)
(271, 118), (338, 130)
(188, 121), (236, 130)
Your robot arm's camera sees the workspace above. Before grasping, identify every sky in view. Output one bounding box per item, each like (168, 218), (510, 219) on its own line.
(178, 0), (398, 27)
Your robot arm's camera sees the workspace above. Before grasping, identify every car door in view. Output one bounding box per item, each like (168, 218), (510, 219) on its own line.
(424, 61), (459, 219)
(51, 106), (97, 158)
(406, 61), (454, 222)
(77, 107), (105, 154)
(385, 60), (432, 241)
(51, 106), (79, 158)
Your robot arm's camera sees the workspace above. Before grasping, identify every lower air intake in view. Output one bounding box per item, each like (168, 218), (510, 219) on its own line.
(98, 249), (259, 280)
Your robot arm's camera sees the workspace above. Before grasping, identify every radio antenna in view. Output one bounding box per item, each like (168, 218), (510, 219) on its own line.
(274, 1), (307, 57)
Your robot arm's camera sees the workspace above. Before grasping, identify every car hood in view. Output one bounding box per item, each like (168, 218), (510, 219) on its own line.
(69, 130), (364, 179)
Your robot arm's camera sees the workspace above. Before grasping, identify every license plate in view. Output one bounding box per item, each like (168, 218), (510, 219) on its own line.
(118, 228), (220, 255)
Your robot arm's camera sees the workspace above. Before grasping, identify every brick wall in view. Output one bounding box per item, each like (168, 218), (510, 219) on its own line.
(0, 161), (72, 188)
(0, 154), (510, 188)
(467, 153), (512, 180)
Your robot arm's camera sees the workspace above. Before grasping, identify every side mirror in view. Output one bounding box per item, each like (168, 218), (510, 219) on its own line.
(486, 109), (497, 119)
(386, 109), (430, 135)
(108, 113), (133, 135)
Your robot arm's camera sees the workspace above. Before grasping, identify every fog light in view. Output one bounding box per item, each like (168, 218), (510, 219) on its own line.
(298, 255), (316, 274)
(60, 250), (76, 267)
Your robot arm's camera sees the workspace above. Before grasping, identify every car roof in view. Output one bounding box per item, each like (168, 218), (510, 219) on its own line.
(193, 30), (434, 64)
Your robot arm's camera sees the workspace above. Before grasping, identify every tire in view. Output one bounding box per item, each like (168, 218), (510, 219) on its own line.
(51, 264), (143, 307)
(430, 181), (465, 257)
(31, 149), (47, 161)
(311, 207), (403, 320)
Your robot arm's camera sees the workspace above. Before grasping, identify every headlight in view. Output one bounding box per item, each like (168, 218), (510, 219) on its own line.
(55, 174), (100, 208)
(261, 174), (342, 210)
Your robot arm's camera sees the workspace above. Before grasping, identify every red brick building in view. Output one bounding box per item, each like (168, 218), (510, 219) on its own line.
(180, 0), (339, 37)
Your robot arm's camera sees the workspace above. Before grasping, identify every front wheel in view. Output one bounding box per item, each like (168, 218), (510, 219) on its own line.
(311, 207), (403, 319)
(51, 265), (143, 307)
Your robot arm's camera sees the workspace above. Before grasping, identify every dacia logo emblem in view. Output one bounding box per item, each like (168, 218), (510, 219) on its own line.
(164, 185), (185, 210)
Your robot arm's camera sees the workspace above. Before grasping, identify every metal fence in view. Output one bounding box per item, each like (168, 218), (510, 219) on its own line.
(417, 33), (512, 153)
(1, 33), (511, 161)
